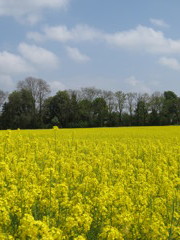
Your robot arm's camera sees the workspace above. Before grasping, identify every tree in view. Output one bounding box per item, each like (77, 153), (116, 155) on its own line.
(115, 91), (126, 125)
(126, 92), (137, 125)
(2, 79), (180, 128)
(68, 90), (80, 127)
(0, 90), (8, 110)
(78, 99), (92, 127)
(92, 97), (108, 127)
(176, 97), (180, 124)
(80, 87), (102, 102)
(134, 93), (150, 126)
(161, 91), (178, 125)
(17, 77), (51, 117)
(102, 90), (115, 114)
(149, 92), (164, 125)
(1, 89), (35, 129)
(43, 91), (71, 128)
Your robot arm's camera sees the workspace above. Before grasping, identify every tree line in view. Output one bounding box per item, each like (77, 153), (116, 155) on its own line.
(0, 76), (180, 129)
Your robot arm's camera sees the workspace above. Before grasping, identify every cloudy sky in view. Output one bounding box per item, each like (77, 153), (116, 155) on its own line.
(1, 0), (180, 94)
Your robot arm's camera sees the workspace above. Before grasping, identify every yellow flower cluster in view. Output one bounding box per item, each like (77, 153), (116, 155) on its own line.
(0, 127), (179, 239)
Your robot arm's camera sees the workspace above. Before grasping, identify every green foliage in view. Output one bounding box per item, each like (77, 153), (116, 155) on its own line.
(1, 78), (180, 129)
(1, 89), (35, 129)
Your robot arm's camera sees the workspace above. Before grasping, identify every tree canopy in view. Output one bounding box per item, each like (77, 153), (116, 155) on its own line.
(1, 76), (180, 129)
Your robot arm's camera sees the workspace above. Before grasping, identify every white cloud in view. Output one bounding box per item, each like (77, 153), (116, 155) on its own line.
(0, 75), (15, 91)
(126, 76), (139, 87)
(44, 25), (74, 42)
(0, 0), (70, 24)
(159, 57), (180, 71)
(18, 43), (59, 69)
(125, 76), (151, 93)
(26, 14), (42, 25)
(27, 32), (44, 42)
(50, 80), (66, 94)
(150, 18), (169, 28)
(105, 25), (180, 54)
(66, 46), (90, 62)
(28, 24), (104, 42)
(70, 24), (103, 41)
(28, 24), (180, 55)
(0, 51), (34, 75)
(0, 46), (61, 92)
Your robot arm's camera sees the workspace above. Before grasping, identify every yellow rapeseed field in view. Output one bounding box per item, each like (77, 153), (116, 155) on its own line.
(0, 127), (179, 239)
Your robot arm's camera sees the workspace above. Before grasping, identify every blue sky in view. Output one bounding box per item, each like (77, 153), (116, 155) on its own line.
(1, 0), (180, 94)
